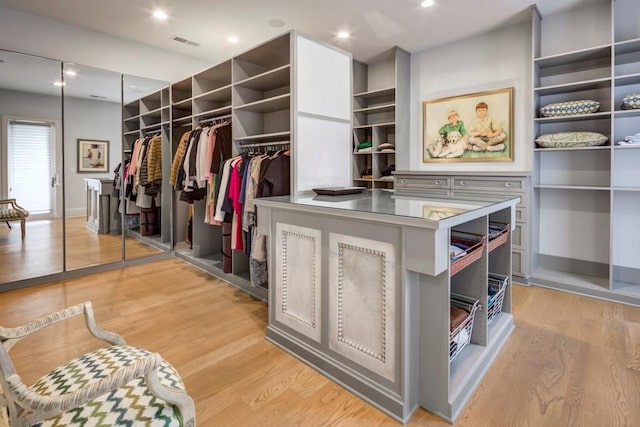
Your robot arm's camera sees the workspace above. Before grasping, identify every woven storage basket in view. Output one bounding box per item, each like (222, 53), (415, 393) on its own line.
(487, 273), (509, 324)
(450, 230), (485, 276)
(488, 222), (509, 253)
(450, 293), (480, 362)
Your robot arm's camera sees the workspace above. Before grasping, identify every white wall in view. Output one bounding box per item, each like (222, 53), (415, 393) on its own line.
(63, 98), (122, 217)
(409, 21), (533, 173)
(0, 89), (121, 217)
(0, 5), (210, 82)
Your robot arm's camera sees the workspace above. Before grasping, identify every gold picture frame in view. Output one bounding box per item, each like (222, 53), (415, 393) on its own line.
(423, 87), (513, 162)
(422, 206), (466, 220)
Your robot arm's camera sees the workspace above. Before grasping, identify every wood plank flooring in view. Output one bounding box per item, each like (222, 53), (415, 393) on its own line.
(0, 217), (161, 283)
(0, 258), (639, 426)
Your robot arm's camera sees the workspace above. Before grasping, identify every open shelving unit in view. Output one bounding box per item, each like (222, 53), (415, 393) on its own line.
(168, 31), (352, 301)
(352, 47), (410, 190)
(530, 0), (640, 305)
(121, 86), (172, 252)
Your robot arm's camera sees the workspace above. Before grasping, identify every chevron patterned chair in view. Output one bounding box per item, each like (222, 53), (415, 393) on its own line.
(0, 199), (29, 240)
(0, 301), (195, 427)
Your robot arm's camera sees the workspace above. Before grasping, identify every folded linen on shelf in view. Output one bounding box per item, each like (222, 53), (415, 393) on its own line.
(450, 244), (467, 261)
(450, 306), (469, 332)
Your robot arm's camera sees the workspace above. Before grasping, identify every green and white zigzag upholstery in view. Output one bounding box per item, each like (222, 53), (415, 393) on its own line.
(29, 345), (186, 427)
(0, 208), (25, 219)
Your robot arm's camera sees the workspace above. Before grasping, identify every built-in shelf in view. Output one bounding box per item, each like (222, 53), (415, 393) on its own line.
(613, 186), (640, 192)
(613, 109), (640, 117)
(614, 72), (640, 85)
(354, 103), (396, 114)
(614, 37), (640, 55)
(141, 121), (169, 131)
(534, 77), (612, 95)
(354, 122), (396, 129)
(534, 146), (611, 152)
(534, 185), (611, 191)
(234, 94), (290, 113)
(234, 64), (290, 91)
(534, 112), (611, 122)
(534, 44), (612, 69)
(233, 130), (291, 143)
(614, 144), (640, 149)
(353, 87), (395, 99)
(173, 97), (192, 108)
(192, 85), (232, 103)
(193, 106), (232, 119)
(172, 115), (192, 125)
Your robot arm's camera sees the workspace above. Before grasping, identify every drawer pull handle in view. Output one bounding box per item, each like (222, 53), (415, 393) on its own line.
(400, 179), (406, 184)
(435, 180), (440, 185)
(505, 182), (511, 187)
(460, 181), (465, 186)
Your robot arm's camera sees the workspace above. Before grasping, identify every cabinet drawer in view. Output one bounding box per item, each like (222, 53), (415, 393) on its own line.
(512, 223), (524, 249)
(515, 207), (526, 223)
(395, 176), (450, 192)
(512, 249), (526, 278)
(452, 177), (526, 193)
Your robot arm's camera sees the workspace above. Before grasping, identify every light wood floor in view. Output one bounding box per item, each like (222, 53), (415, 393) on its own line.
(0, 217), (161, 283)
(1, 258), (639, 426)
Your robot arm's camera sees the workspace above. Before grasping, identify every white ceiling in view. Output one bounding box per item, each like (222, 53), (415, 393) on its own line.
(0, 0), (595, 102)
(0, 0), (593, 65)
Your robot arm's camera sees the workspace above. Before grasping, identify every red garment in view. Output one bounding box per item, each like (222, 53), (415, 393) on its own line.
(229, 158), (244, 251)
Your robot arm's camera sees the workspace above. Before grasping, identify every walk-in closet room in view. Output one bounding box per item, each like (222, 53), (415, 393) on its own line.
(0, 0), (639, 426)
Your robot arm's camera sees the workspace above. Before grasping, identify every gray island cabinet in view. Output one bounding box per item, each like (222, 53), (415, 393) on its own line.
(254, 189), (519, 423)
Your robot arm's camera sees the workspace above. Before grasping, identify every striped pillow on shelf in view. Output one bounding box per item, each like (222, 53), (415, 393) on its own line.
(539, 100), (600, 117)
(621, 93), (640, 110)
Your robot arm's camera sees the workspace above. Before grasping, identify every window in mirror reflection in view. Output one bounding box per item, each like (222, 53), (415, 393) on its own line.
(0, 50), (63, 284)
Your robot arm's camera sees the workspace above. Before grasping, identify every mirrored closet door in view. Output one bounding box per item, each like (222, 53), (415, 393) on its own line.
(63, 63), (124, 270)
(0, 51), (64, 283)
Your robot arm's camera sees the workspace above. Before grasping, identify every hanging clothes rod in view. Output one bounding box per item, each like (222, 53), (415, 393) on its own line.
(238, 140), (290, 149)
(199, 114), (232, 125)
(141, 124), (162, 135)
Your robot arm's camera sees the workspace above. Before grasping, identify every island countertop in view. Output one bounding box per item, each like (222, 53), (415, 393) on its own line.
(254, 189), (520, 230)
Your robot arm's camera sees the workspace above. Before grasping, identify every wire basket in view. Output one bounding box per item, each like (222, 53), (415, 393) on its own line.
(487, 273), (509, 324)
(450, 230), (486, 276)
(488, 222), (509, 253)
(449, 293), (480, 362)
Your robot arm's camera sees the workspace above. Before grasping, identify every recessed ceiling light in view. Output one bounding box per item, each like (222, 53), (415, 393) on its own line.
(65, 70), (77, 76)
(421, 0), (435, 7)
(54, 81), (65, 87)
(268, 19), (285, 28)
(152, 9), (168, 20)
(227, 36), (239, 43)
(337, 31), (350, 39)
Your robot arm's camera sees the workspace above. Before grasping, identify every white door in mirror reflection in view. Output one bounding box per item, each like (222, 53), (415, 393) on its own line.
(6, 118), (56, 218)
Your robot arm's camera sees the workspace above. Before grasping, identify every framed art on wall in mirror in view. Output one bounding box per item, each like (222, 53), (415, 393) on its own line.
(78, 139), (109, 172)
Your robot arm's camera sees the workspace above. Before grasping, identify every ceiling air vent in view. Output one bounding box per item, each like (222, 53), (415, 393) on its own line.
(171, 36), (200, 47)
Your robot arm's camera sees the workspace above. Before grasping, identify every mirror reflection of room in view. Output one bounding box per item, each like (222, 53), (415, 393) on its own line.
(0, 51), (64, 283)
(0, 51), (172, 285)
(62, 62), (125, 271)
